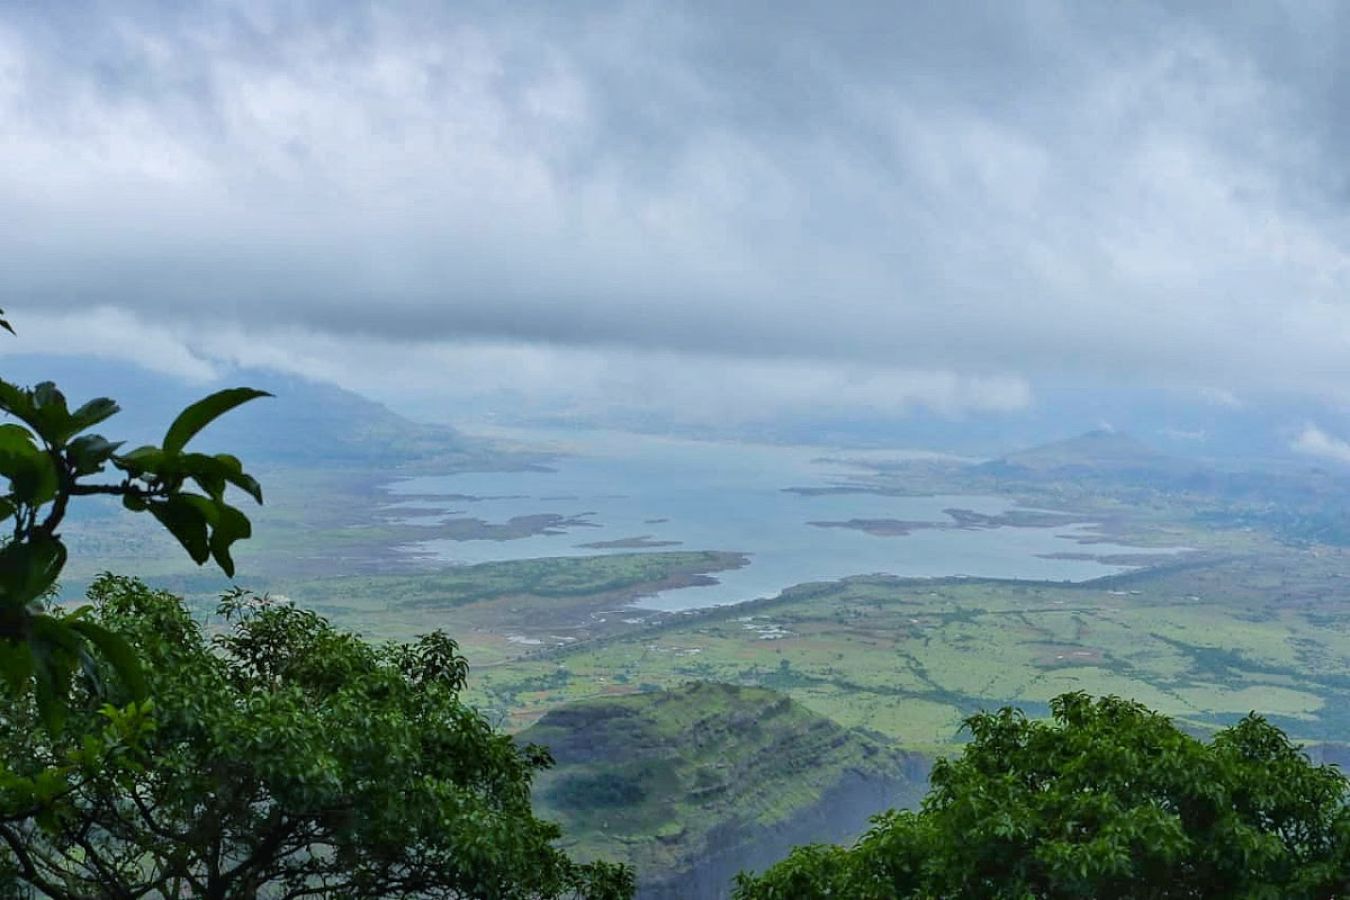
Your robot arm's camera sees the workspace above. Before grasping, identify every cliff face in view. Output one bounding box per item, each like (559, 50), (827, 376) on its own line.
(520, 682), (930, 899)
(640, 763), (927, 900)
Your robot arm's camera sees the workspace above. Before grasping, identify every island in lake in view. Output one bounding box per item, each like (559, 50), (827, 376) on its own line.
(576, 535), (684, 549)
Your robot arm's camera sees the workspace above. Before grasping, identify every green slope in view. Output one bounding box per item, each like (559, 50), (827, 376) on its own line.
(521, 681), (927, 899)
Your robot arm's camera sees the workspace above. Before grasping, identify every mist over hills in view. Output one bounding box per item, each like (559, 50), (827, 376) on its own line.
(747, 387), (1344, 465)
(10, 348), (1350, 473)
(0, 353), (491, 468)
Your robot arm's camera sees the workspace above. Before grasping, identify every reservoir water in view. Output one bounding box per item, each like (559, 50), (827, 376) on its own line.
(387, 429), (1175, 611)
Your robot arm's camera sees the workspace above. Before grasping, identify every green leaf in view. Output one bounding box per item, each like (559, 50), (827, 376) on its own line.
(68, 618), (147, 701)
(64, 397), (120, 440)
(30, 614), (81, 656)
(29, 382), (72, 446)
(29, 615), (81, 734)
(162, 388), (271, 455)
(0, 380), (33, 423)
(31, 382), (66, 415)
(0, 640), (33, 692)
(0, 536), (67, 609)
(67, 434), (124, 476)
(112, 445), (167, 482)
(147, 496), (211, 565)
(0, 423), (58, 505)
(209, 502), (253, 578)
(181, 453), (230, 501)
(213, 453), (264, 504)
(175, 455), (264, 506)
(177, 492), (221, 526)
(32, 661), (65, 734)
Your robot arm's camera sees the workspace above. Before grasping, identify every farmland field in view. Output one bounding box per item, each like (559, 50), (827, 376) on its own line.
(464, 541), (1350, 753)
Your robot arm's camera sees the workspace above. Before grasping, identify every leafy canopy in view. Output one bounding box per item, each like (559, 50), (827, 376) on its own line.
(0, 313), (268, 730)
(0, 575), (634, 899)
(735, 693), (1350, 899)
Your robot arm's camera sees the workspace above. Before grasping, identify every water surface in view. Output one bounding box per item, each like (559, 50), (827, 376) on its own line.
(388, 429), (1173, 610)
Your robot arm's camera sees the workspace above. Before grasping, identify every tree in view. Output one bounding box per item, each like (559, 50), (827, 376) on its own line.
(735, 693), (1350, 899)
(0, 574), (634, 899)
(0, 311), (271, 890)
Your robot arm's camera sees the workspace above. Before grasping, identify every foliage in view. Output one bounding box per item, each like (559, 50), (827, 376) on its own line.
(0, 575), (634, 899)
(735, 693), (1350, 899)
(0, 313), (268, 729)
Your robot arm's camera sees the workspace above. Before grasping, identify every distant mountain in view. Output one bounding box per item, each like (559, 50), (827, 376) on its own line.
(986, 429), (1182, 476)
(968, 429), (1350, 546)
(0, 354), (495, 468)
(504, 378), (1334, 463)
(205, 374), (476, 466)
(521, 682), (927, 899)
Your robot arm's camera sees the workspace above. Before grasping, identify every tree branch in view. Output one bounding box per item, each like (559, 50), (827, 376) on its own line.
(0, 822), (75, 900)
(214, 807), (298, 896)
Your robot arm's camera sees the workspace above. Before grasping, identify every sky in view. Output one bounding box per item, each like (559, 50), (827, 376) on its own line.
(4, 1), (1350, 438)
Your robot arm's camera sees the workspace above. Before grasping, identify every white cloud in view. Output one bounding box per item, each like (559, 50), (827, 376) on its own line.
(8, 307), (218, 382)
(1291, 424), (1350, 465)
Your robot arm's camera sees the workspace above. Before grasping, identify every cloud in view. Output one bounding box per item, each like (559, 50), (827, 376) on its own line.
(4, 309), (1030, 426)
(1291, 424), (1350, 465)
(4, 2), (1350, 413)
(9, 307), (219, 382)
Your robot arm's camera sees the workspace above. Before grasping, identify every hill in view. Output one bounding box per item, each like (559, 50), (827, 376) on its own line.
(520, 682), (927, 899)
(0, 353), (500, 468)
(985, 428), (1178, 475)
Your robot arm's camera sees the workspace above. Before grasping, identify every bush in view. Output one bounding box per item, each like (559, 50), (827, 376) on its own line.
(736, 693), (1350, 899)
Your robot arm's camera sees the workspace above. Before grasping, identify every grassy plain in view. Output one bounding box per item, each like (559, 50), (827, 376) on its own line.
(273, 550), (748, 657)
(468, 541), (1350, 753)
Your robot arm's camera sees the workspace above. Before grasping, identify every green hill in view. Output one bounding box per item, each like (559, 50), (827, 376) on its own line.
(521, 681), (927, 899)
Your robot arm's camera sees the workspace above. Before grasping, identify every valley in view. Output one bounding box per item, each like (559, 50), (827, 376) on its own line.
(470, 544), (1350, 752)
(57, 420), (1350, 759)
(44, 396), (1350, 895)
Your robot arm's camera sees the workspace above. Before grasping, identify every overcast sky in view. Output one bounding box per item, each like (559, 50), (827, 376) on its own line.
(4, 1), (1350, 427)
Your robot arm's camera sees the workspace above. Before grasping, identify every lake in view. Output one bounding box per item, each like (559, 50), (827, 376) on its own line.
(386, 429), (1177, 611)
